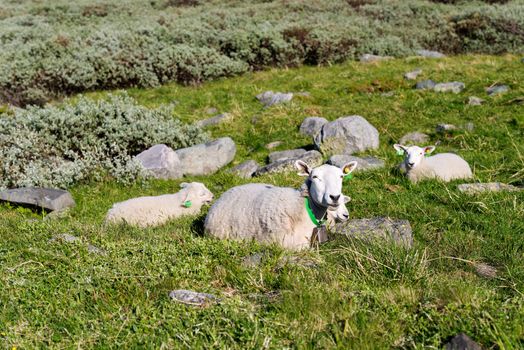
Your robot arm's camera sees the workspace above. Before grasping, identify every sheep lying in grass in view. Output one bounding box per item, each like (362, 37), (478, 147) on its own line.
(105, 182), (213, 228)
(394, 144), (472, 183)
(204, 160), (357, 250)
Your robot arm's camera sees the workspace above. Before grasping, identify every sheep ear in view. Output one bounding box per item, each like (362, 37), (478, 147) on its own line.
(180, 182), (189, 188)
(295, 160), (311, 176)
(343, 195), (351, 203)
(424, 146), (436, 155)
(393, 144), (407, 154)
(342, 161), (357, 175)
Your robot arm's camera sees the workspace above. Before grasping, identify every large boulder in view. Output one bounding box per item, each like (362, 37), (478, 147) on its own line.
(256, 91), (293, 107)
(230, 160), (259, 179)
(327, 155), (385, 172)
(0, 188), (75, 212)
(175, 137), (236, 176)
(134, 144), (183, 179)
(255, 150), (322, 176)
(299, 116), (328, 137)
(314, 116), (379, 155)
(268, 149), (307, 163)
(335, 217), (413, 247)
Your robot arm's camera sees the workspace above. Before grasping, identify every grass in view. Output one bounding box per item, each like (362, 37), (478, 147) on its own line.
(1, 54), (524, 348)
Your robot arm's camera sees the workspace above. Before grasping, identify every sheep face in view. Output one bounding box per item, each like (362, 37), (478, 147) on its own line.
(295, 160), (357, 208)
(180, 182), (214, 204)
(327, 195), (350, 221)
(394, 144), (435, 170)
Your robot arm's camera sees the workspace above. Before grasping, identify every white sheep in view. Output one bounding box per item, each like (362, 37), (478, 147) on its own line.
(105, 182), (213, 228)
(204, 160), (357, 250)
(393, 144), (472, 183)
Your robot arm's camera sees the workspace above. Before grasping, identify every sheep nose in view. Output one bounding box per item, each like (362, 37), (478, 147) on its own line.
(408, 162), (415, 167)
(343, 213), (349, 219)
(329, 194), (340, 202)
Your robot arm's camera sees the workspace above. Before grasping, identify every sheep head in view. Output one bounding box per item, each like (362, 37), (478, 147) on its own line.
(295, 160), (357, 209)
(394, 144), (435, 169)
(180, 182), (214, 205)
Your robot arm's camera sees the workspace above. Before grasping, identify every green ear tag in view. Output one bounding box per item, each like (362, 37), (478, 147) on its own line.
(397, 150), (404, 156)
(344, 173), (353, 181)
(183, 200), (192, 208)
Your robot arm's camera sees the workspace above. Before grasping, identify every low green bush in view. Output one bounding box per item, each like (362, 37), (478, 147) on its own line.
(0, 0), (522, 106)
(0, 94), (208, 189)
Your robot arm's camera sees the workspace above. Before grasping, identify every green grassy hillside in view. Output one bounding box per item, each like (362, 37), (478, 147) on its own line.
(1, 55), (523, 348)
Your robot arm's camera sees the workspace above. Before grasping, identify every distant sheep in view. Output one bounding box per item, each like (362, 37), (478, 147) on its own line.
(105, 182), (213, 228)
(204, 160), (357, 250)
(394, 144), (472, 183)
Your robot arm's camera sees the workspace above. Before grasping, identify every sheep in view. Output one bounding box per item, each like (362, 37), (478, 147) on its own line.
(105, 182), (213, 228)
(393, 144), (472, 183)
(204, 160), (357, 250)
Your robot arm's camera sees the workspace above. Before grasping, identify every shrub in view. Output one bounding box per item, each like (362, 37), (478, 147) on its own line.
(0, 94), (208, 189)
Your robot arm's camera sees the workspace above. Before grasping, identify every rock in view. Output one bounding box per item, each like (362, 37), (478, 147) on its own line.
(0, 188), (75, 212)
(434, 82), (465, 94)
(415, 80), (436, 90)
(175, 137), (236, 176)
(135, 144), (182, 179)
(169, 290), (219, 306)
(205, 107), (218, 115)
(230, 160), (259, 179)
(296, 91), (311, 97)
(242, 253), (264, 268)
(268, 149), (307, 163)
(265, 141), (283, 150)
(474, 262), (497, 279)
(463, 122), (474, 131)
(327, 155), (385, 172)
(255, 150), (322, 176)
(278, 255), (319, 269)
(404, 69), (422, 80)
(195, 113), (232, 128)
(436, 123), (458, 133)
(299, 116), (328, 137)
(360, 54), (393, 63)
(486, 85), (509, 96)
(335, 217), (413, 247)
(314, 115), (380, 156)
(399, 132), (430, 145)
(457, 182), (523, 195)
(444, 333), (481, 350)
(468, 96), (484, 106)
(49, 234), (106, 255)
(416, 49), (445, 58)
(256, 91), (293, 107)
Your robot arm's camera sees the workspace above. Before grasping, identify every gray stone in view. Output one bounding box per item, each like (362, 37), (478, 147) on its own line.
(468, 96), (484, 106)
(299, 116), (328, 137)
(296, 91), (311, 97)
(134, 144), (182, 179)
(256, 91), (293, 107)
(87, 244), (107, 256)
(416, 49), (445, 58)
(205, 107), (218, 115)
(436, 123), (458, 133)
(415, 80), (436, 90)
(314, 115), (380, 156)
(49, 234), (106, 255)
(360, 54), (393, 63)
(474, 262), (497, 279)
(404, 69), (422, 80)
(445, 333), (481, 350)
(255, 150), (323, 176)
(230, 160), (259, 179)
(335, 217), (413, 247)
(0, 188), (75, 212)
(195, 113), (232, 128)
(486, 85), (509, 96)
(242, 253), (264, 268)
(175, 137), (236, 176)
(434, 82), (465, 94)
(327, 155), (385, 172)
(278, 255), (319, 269)
(265, 141), (283, 150)
(399, 132), (430, 145)
(457, 182), (523, 195)
(169, 290), (219, 306)
(268, 149), (307, 163)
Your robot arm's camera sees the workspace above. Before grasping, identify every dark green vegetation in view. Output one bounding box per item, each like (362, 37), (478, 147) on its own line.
(1, 55), (524, 348)
(0, 0), (523, 106)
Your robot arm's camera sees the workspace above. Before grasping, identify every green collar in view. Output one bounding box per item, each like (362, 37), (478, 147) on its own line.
(305, 197), (326, 227)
